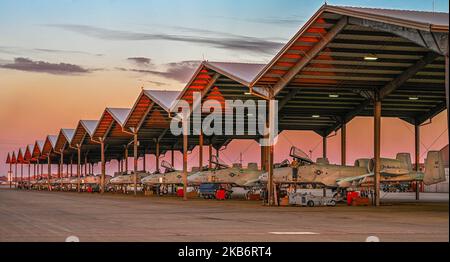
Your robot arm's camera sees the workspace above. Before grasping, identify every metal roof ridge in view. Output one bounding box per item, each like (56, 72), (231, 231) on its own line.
(327, 4), (449, 15)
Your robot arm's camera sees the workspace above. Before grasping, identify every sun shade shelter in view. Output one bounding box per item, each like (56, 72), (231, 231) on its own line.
(69, 120), (100, 192)
(245, 4), (449, 206)
(16, 148), (26, 182)
(40, 135), (59, 187)
(31, 140), (45, 178)
(54, 128), (76, 179)
(123, 90), (180, 174)
(172, 61), (267, 144)
(91, 108), (132, 193)
(5, 153), (12, 187)
(165, 61), (268, 199)
(6, 4), (448, 207)
(9, 152), (17, 185)
(23, 144), (36, 182)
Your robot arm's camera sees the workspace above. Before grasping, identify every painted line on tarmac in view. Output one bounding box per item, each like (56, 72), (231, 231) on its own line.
(269, 232), (319, 235)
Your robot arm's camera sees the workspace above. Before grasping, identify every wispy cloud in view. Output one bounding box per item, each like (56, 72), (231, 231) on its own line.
(217, 15), (306, 26)
(0, 57), (91, 75)
(34, 48), (103, 56)
(127, 57), (153, 67)
(117, 60), (200, 83)
(209, 15), (308, 28)
(46, 24), (284, 54)
(0, 46), (103, 56)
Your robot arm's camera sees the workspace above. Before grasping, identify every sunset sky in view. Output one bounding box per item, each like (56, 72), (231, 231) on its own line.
(0, 0), (448, 176)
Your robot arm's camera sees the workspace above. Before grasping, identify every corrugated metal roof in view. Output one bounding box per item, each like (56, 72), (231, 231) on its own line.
(251, 4), (449, 87)
(37, 140), (44, 151)
(18, 148), (25, 160)
(106, 108), (131, 126)
(26, 144), (33, 152)
(11, 152), (16, 163)
(143, 90), (181, 112)
(206, 62), (266, 86)
(328, 5), (449, 30)
(61, 129), (75, 143)
(48, 135), (58, 148)
(80, 120), (99, 136)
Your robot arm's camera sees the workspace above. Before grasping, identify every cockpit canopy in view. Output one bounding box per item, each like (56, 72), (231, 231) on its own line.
(211, 155), (229, 170)
(161, 160), (175, 173)
(290, 146), (314, 164)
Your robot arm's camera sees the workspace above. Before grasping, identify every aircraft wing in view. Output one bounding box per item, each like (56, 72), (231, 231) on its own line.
(336, 173), (373, 187)
(380, 168), (410, 176)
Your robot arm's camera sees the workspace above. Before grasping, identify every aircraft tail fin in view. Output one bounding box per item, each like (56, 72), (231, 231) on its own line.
(396, 153), (412, 171)
(423, 151), (446, 185)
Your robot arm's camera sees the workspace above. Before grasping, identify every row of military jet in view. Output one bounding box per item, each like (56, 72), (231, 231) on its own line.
(28, 146), (447, 192)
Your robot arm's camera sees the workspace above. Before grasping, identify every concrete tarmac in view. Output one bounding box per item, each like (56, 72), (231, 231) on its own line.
(0, 189), (448, 242)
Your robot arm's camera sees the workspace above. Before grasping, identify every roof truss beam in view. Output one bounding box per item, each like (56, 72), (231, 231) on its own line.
(278, 88), (301, 111)
(272, 16), (348, 95)
(348, 17), (449, 55)
(416, 101), (447, 124)
(380, 52), (440, 99)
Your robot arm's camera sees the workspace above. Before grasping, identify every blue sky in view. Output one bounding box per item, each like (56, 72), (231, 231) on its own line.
(1, 0), (448, 68)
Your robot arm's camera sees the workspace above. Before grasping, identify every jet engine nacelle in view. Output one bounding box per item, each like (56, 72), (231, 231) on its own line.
(367, 153), (412, 175)
(354, 158), (371, 171)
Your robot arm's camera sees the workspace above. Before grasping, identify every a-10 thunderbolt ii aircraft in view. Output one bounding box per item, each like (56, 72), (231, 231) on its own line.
(69, 174), (113, 188)
(141, 157), (267, 188)
(187, 156), (266, 187)
(140, 160), (195, 186)
(109, 171), (151, 185)
(248, 146), (446, 189)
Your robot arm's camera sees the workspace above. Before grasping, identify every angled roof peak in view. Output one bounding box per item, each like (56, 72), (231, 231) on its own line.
(205, 61), (266, 86)
(143, 90), (181, 112)
(106, 108), (131, 126)
(80, 120), (99, 136)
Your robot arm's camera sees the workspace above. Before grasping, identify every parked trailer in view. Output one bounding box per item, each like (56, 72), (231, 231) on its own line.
(288, 192), (337, 207)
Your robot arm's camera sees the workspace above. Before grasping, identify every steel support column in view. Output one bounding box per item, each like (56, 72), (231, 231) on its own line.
(341, 123), (347, 165)
(84, 154), (88, 175)
(143, 148), (146, 172)
(9, 162), (12, 188)
(47, 155), (51, 191)
(14, 163), (17, 188)
(27, 162), (31, 189)
(415, 124), (420, 201)
(100, 138), (105, 194)
(171, 148), (175, 167)
(183, 124), (188, 201)
(266, 98), (275, 206)
(374, 99), (382, 207)
(199, 133), (203, 169)
(133, 133), (138, 196)
(156, 141), (160, 173)
(261, 146), (266, 171)
(322, 135), (327, 159)
(208, 143), (212, 169)
(446, 54), (449, 132)
(60, 151), (64, 188)
(70, 157), (73, 177)
(77, 146), (81, 193)
(124, 146), (129, 173)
